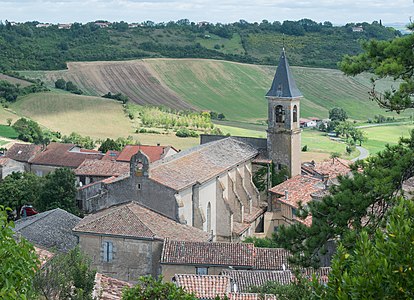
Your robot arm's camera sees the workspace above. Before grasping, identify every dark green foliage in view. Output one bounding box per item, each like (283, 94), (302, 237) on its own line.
(340, 26), (413, 112)
(249, 280), (311, 300)
(311, 198), (414, 299)
(34, 247), (96, 300)
(328, 107), (348, 121)
(0, 20), (399, 71)
(12, 118), (44, 144)
(102, 92), (129, 104)
(0, 172), (43, 220)
(36, 168), (80, 216)
(253, 162), (288, 192)
(0, 206), (39, 299)
(98, 138), (123, 153)
(0, 80), (20, 101)
(54, 78), (66, 89)
(122, 276), (197, 300)
(62, 132), (95, 149)
(175, 127), (199, 138)
(275, 130), (414, 268)
(243, 236), (279, 248)
(302, 145), (308, 152)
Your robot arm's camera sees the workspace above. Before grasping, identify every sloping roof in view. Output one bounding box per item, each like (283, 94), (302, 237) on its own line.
(161, 240), (255, 267)
(14, 208), (81, 252)
(269, 175), (323, 209)
(5, 143), (42, 162)
(93, 273), (132, 300)
(151, 138), (258, 191)
(174, 274), (231, 299)
(302, 158), (351, 179)
(266, 49), (302, 98)
(229, 293), (276, 300)
(116, 145), (169, 163)
(254, 247), (290, 270)
(29, 143), (103, 168)
(102, 150), (120, 161)
(221, 270), (293, 292)
(73, 202), (210, 242)
(0, 157), (15, 166)
(75, 159), (129, 177)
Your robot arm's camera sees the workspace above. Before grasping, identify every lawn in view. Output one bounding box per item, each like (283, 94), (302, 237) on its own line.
(362, 124), (414, 154)
(0, 124), (18, 139)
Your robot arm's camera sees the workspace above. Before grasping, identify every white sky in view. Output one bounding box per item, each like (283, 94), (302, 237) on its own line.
(0, 0), (413, 25)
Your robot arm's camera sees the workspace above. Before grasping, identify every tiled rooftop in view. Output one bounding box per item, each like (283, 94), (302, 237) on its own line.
(151, 138), (258, 191)
(73, 202), (210, 242)
(174, 274), (231, 299)
(161, 240), (290, 271)
(29, 143), (103, 168)
(302, 158), (351, 179)
(14, 208), (81, 252)
(5, 143), (42, 162)
(116, 145), (172, 163)
(75, 159), (129, 177)
(34, 246), (54, 268)
(229, 293), (276, 300)
(93, 273), (131, 300)
(254, 247), (290, 270)
(221, 270), (293, 292)
(269, 175), (323, 209)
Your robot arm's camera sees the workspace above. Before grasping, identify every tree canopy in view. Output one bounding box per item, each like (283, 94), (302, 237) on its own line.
(0, 206), (39, 299)
(340, 25), (413, 112)
(329, 107), (348, 121)
(275, 130), (414, 267)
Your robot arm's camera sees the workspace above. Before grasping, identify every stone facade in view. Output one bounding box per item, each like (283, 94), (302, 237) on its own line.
(77, 233), (163, 282)
(0, 158), (25, 180)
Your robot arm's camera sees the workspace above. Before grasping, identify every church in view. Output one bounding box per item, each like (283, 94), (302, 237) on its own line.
(77, 49), (302, 242)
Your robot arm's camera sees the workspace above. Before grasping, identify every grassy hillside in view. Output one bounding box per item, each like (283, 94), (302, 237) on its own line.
(10, 92), (134, 139)
(23, 58), (407, 123)
(363, 124), (414, 154)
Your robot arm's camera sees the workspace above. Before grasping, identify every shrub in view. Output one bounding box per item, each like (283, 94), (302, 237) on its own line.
(176, 128), (199, 138)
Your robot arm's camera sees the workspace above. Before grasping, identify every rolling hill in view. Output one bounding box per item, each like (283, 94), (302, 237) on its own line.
(22, 58), (405, 123)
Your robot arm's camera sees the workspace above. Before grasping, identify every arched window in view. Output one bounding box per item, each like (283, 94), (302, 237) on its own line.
(207, 202), (211, 233)
(293, 105), (298, 123)
(275, 105), (285, 123)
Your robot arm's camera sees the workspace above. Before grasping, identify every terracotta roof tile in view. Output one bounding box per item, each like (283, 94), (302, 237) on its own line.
(161, 240), (255, 267)
(254, 247), (290, 270)
(174, 274), (231, 299)
(73, 202), (209, 242)
(228, 293), (276, 300)
(75, 159), (129, 177)
(269, 175), (323, 209)
(102, 150), (120, 161)
(221, 269), (293, 292)
(93, 273), (131, 300)
(302, 158), (351, 179)
(302, 267), (331, 284)
(29, 143), (103, 168)
(34, 246), (54, 268)
(233, 222), (250, 236)
(151, 138), (258, 191)
(116, 145), (170, 163)
(5, 143), (42, 162)
(0, 157), (12, 166)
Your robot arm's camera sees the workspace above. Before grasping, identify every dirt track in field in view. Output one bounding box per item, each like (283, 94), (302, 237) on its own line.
(42, 60), (196, 111)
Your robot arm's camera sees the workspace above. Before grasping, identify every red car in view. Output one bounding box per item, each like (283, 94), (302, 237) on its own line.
(21, 205), (38, 218)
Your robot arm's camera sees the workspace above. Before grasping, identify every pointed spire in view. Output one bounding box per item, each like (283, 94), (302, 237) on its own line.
(266, 49), (302, 98)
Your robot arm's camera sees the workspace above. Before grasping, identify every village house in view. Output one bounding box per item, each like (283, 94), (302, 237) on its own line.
(160, 239), (290, 280)
(14, 208), (81, 252)
(0, 157), (25, 180)
(5, 143), (42, 171)
(73, 201), (210, 282)
(266, 158), (352, 230)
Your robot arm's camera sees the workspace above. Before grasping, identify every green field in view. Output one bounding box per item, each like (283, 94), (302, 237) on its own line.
(0, 125), (18, 139)
(22, 59), (407, 125)
(363, 124), (414, 154)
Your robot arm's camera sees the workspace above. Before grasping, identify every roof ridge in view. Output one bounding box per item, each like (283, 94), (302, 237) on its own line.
(74, 205), (125, 231)
(125, 202), (156, 238)
(15, 208), (55, 231)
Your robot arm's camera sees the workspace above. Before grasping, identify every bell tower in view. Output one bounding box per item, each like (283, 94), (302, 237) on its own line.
(266, 49), (302, 177)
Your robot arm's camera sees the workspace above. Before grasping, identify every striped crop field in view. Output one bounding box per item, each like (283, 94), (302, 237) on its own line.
(21, 58), (406, 124)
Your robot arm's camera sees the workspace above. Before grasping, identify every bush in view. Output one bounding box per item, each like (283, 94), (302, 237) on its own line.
(176, 127), (199, 138)
(301, 145), (308, 152)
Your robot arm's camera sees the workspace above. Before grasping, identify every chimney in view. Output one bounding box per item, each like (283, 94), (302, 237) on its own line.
(323, 174), (329, 188)
(284, 190), (289, 200)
